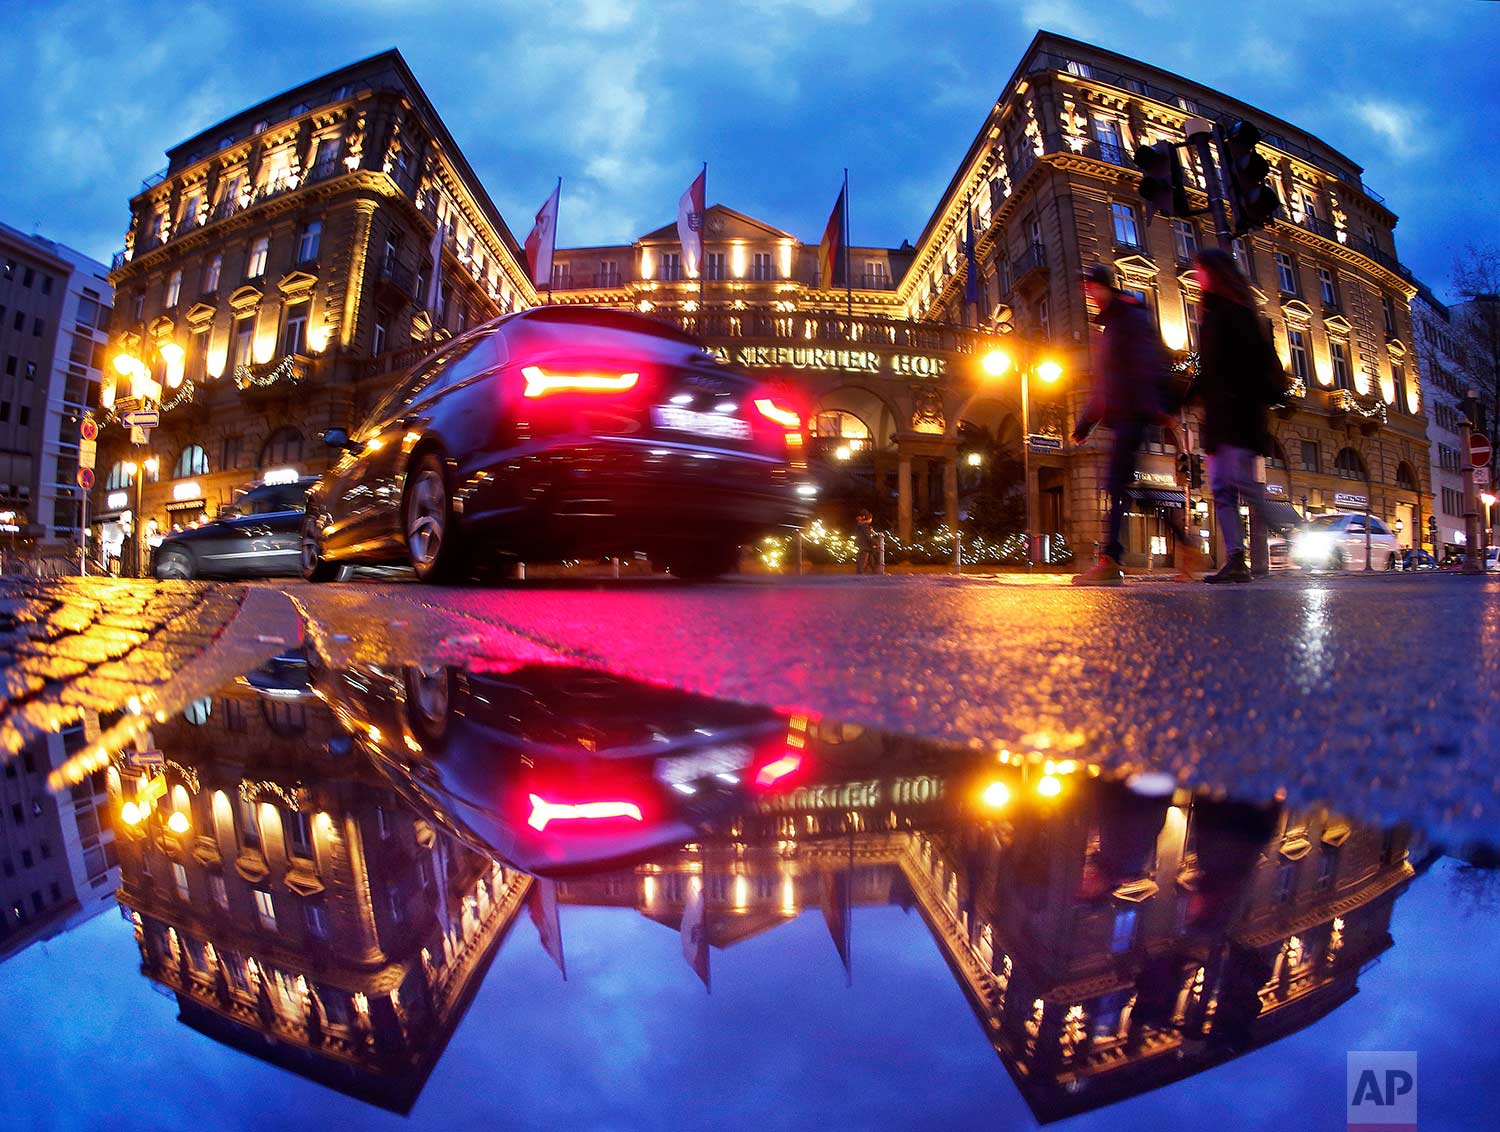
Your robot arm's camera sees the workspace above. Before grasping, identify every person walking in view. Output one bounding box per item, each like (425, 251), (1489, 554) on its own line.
(1183, 248), (1287, 584)
(853, 509), (876, 574)
(1072, 264), (1203, 586)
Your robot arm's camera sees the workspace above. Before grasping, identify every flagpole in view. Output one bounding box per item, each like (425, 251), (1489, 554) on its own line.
(843, 168), (852, 319)
(698, 162), (706, 327)
(547, 176), (560, 306)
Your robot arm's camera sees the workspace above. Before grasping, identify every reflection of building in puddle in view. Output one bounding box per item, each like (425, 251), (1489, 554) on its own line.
(108, 675), (532, 1113)
(558, 734), (1413, 1124)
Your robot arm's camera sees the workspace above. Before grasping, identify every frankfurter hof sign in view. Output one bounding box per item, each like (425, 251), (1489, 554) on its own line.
(711, 344), (950, 379)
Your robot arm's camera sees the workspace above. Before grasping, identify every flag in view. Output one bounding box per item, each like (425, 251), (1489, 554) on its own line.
(680, 876), (710, 991)
(676, 166), (705, 279)
(818, 183), (847, 290)
(963, 208), (981, 307)
(425, 214), (445, 317)
(528, 877), (567, 979)
(525, 180), (561, 289)
(820, 866), (852, 985)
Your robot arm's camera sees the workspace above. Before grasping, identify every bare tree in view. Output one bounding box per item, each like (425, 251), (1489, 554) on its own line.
(1452, 243), (1500, 441)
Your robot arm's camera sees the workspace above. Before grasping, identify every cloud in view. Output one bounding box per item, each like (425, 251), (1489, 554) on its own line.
(1349, 98), (1432, 161)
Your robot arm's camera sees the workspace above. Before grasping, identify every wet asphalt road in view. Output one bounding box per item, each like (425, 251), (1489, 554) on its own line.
(282, 571), (1500, 843)
(4, 571), (1498, 842)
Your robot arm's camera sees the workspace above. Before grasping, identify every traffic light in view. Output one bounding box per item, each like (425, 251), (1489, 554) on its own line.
(1219, 121), (1279, 235)
(1176, 452), (1191, 483)
(1190, 454), (1205, 490)
(1132, 141), (1191, 223)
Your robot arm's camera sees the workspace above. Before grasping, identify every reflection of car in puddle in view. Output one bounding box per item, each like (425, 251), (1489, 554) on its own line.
(315, 662), (797, 874)
(101, 653), (1421, 1122)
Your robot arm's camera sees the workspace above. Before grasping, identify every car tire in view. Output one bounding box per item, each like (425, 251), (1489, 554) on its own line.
(301, 514), (347, 582)
(403, 665), (453, 746)
(1386, 553), (1396, 571)
(664, 541), (741, 581)
(1329, 549), (1345, 573)
(403, 451), (462, 583)
(154, 548), (195, 581)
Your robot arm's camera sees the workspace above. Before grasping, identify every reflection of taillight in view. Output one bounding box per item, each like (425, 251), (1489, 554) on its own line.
(754, 398), (801, 429)
(753, 751), (802, 788)
(527, 793), (644, 831)
(522, 365), (640, 398)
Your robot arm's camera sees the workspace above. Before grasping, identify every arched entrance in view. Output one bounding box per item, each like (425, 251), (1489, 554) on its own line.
(806, 387), (900, 528)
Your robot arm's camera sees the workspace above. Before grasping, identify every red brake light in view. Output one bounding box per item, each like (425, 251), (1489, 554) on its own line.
(527, 793), (644, 831)
(754, 398), (801, 429)
(522, 365), (640, 398)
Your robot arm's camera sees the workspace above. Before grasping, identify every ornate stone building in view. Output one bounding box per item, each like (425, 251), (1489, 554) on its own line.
(94, 50), (535, 570)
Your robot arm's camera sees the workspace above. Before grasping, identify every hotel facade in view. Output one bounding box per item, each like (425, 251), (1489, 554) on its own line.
(97, 33), (1431, 569)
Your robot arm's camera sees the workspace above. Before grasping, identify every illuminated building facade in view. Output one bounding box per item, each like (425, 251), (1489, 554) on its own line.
(98, 33), (1432, 565)
(95, 50), (534, 567)
(109, 678), (531, 1111)
(0, 220), (112, 559)
(1411, 285), (1470, 554)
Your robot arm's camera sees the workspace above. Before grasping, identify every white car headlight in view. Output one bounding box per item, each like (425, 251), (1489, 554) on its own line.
(1293, 532), (1335, 561)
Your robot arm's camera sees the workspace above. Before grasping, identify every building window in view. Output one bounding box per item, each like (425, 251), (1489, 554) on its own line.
(281, 305), (308, 356)
(1184, 293), (1201, 350)
(659, 252), (681, 282)
(1300, 440), (1319, 473)
(1093, 117), (1124, 162)
(1382, 294), (1396, 337)
(304, 900), (329, 940)
(231, 320), (254, 371)
(600, 258), (622, 286)
(203, 254), (222, 295)
(1274, 252), (1298, 294)
(372, 319), (387, 356)
(1298, 188), (1318, 221)
(1066, 59), (1094, 78)
(751, 252), (774, 281)
(704, 252), (724, 282)
(1110, 908), (1137, 953)
(210, 873), (228, 910)
(864, 259), (889, 288)
(1037, 296), (1051, 341)
(246, 236), (269, 279)
(1287, 328), (1310, 382)
(550, 262), (570, 289)
(1393, 359), (1410, 414)
(173, 862), (190, 902)
(286, 808), (314, 859)
(1171, 219), (1197, 262)
(1317, 268), (1339, 308)
(259, 427), (303, 468)
(1231, 237), (1255, 280)
(1335, 447), (1366, 481)
(1111, 202), (1140, 248)
(296, 221), (321, 264)
(253, 888), (277, 931)
(1331, 340), (1351, 389)
(165, 269), (182, 308)
(174, 444), (210, 479)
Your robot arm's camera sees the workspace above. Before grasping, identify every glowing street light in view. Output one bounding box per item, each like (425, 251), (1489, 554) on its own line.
(1036, 774), (1063, 798)
(980, 780), (1011, 809)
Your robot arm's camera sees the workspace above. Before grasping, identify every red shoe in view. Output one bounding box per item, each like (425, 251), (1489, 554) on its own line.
(1071, 554), (1124, 586)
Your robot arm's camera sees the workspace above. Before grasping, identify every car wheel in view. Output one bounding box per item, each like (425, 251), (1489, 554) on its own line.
(403, 665), (453, 745)
(403, 451), (461, 582)
(1329, 549), (1345, 573)
(301, 514), (346, 582)
(1386, 553), (1396, 571)
(154, 548), (195, 580)
(664, 541), (741, 581)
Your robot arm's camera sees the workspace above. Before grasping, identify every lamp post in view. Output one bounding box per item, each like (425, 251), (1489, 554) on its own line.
(123, 456), (159, 578)
(1483, 492), (1496, 564)
(978, 345), (1062, 568)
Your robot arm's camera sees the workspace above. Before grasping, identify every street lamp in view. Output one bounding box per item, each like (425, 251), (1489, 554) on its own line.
(977, 345), (1063, 566)
(123, 456), (159, 578)
(1483, 492), (1496, 560)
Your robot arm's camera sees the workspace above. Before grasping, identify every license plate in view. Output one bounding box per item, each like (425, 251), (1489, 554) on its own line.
(652, 404), (751, 440)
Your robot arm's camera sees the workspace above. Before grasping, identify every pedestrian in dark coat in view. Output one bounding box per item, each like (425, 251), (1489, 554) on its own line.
(1183, 247), (1287, 584)
(853, 510), (876, 574)
(1072, 264), (1203, 585)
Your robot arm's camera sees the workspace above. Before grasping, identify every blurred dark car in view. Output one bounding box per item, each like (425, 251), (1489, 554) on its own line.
(1400, 549), (1437, 571)
(302, 307), (812, 582)
(316, 662), (796, 874)
(151, 476), (317, 579)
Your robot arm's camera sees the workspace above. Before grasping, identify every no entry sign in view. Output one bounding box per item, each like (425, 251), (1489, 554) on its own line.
(1470, 432), (1492, 468)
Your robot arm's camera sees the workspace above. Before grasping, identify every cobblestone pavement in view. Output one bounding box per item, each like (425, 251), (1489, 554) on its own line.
(0, 579), (299, 779)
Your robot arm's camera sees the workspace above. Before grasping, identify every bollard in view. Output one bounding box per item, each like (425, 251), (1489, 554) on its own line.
(952, 527), (962, 575)
(796, 531), (805, 575)
(876, 532), (886, 575)
(611, 556), (621, 578)
(515, 561), (526, 581)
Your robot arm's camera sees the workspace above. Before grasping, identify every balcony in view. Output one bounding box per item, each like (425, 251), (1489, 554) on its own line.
(233, 354), (310, 392)
(377, 256), (416, 302)
(1010, 242), (1047, 287)
(304, 157), (344, 186)
(1081, 138), (1131, 167)
(855, 272), (896, 290)
(551, 272), (626, 290)
(1327, 387), (1388, 429)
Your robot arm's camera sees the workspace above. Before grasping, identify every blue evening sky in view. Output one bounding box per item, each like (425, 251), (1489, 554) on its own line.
(0, 858), (1497, 1131)
(0, 1), (1495, 299)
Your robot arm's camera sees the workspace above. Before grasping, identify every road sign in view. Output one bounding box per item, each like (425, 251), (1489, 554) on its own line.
(126, 749), (165, 770)
(79, 417), (99, 442)
(1470, 431), (1492, 468)
(1476, 466), (1491, 488)
(76, 467), (95, 490)
(130, 426), (147, 445)
(79, 438), (97, 470)
(122, 408), (159, 429)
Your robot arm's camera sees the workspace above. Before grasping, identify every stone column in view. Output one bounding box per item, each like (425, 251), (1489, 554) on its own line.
(898, 453), (913, 543)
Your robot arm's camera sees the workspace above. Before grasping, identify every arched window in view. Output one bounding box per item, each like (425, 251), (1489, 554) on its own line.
(1396, 462), (1418, 492)
(809, 410), (872, 461)
(104, 461), (134, 491)
(174, 445), (210, 479)
(259, 427), (304, 468)
(1334, 447), (1367, 482)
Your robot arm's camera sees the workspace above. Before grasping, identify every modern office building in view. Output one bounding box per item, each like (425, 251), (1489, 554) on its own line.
(1412, 285), (1469, 554)
(0, 221), (111, 565)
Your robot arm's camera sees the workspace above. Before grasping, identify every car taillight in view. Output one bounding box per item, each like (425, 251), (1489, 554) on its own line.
(521, 365), (640, 398)
(753, 751), (803, 788)
(527, 793), (644, 831)
(754, 398), (801, 429)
